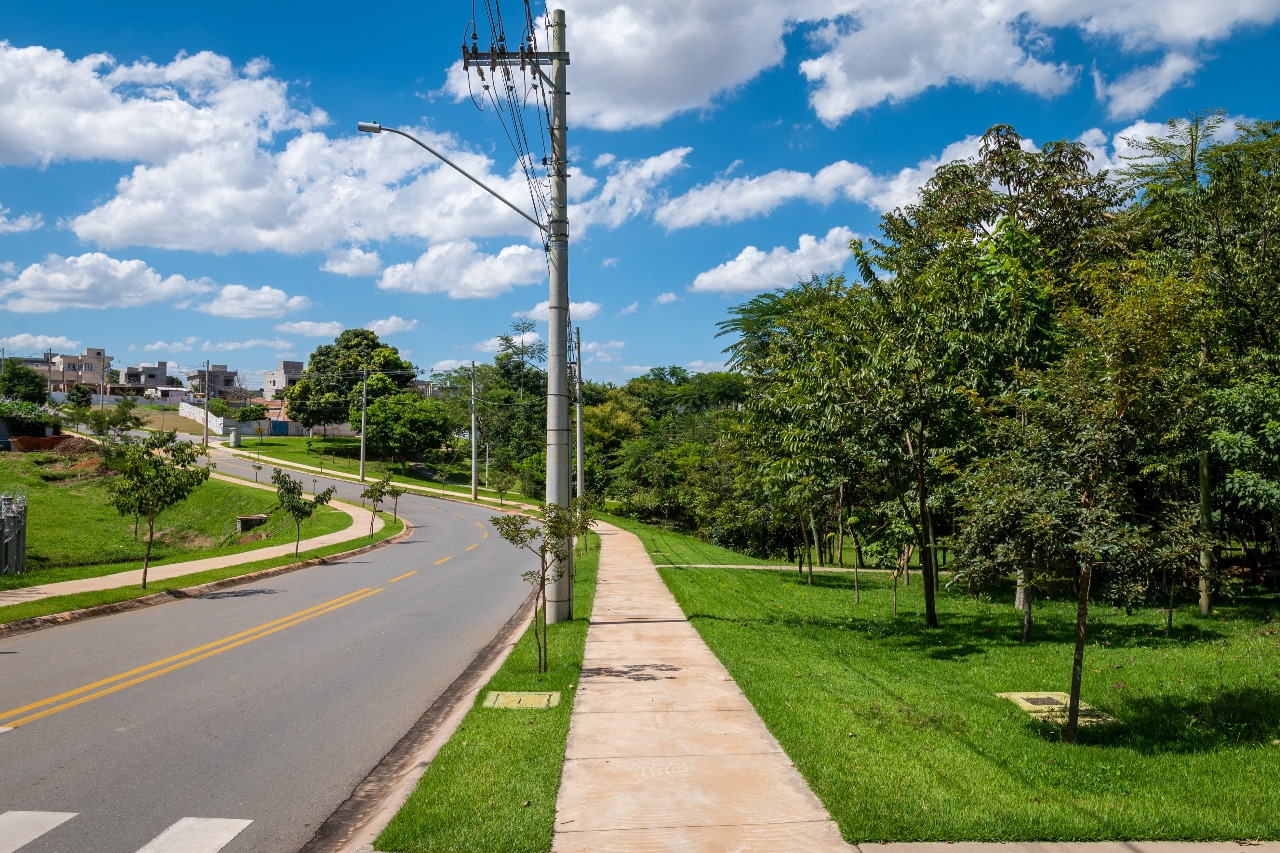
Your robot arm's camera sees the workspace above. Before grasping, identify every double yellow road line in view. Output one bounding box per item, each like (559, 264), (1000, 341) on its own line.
(0, 587), (384, 730)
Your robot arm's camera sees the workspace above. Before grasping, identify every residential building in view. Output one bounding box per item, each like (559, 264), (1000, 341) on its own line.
(185, 364), (239, 397)
(16, 347), (114, 393)
(123, 360), (170, 392)
(262, 361), (304, 399)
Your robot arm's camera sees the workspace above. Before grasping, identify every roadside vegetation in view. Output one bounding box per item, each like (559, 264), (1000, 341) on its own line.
(376, 533), (599, 853)
(658, 564), (1280, 842)
(0, 444), (350, 593)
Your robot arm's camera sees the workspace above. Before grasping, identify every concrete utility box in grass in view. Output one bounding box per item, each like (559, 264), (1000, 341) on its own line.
(237, 515), (268, 535)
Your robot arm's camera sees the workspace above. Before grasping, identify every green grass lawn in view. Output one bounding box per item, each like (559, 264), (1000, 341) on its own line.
(600, 512), (775, 566)
(0, 513), (402, 625)
(376, 537), (599, 853)
(1, 450), (349, 591)
(656, 565), (1280, 842)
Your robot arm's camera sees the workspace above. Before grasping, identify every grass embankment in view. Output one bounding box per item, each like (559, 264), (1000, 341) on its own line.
(600, 512), (774, 566)
(235, 436), (513, 499)
(376, 535), (600, 853)
(0, 513), (402, 625)
(655, 562), (1280, 842)
(1, 450), (350, 592)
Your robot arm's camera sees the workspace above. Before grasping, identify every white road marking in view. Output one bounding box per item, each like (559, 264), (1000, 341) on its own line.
(0, 811), (77, 853)
(135, 817), (253, 852)
(0, 728), (11, 735)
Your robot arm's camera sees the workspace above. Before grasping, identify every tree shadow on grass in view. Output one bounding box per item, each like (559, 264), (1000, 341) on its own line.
(1035, 684), (1280, 753)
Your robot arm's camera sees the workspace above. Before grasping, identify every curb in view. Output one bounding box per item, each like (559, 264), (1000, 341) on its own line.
(0, 518), (414, 640)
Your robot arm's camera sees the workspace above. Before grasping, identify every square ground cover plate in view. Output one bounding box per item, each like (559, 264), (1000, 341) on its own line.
(997, 691), (1118, 726)
(483, 691), (561, 709)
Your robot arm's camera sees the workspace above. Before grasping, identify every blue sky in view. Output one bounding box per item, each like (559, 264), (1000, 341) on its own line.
(2, 0), (1278, 389)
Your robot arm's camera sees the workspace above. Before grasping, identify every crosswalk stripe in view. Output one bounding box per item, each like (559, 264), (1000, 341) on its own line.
(0, 811), (77, 853)
(134, 817), (253, 852)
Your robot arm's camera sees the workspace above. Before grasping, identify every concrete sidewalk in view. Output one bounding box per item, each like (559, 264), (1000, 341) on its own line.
(0, 475), (381, 609)
(552, 523), (1280, 853)
(552, 521), (852, 851)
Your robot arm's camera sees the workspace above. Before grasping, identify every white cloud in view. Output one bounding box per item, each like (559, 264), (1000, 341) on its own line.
(199, 284), (310, 319)
(0, 253), (215, 313)
(690, 226), (855, 293)
(440, 2), (1280, 131)
(687, 359), (728, 373)
(378, 241), (546, 299)
(322, 247), (383, 276)
(364, 315), (418, 335)
(0, 333), (80, 352)
(0, 44), (325, 168)
(573, 148), (692, 229)
(475, 331), (543, 354)
(654, 292), (679, 305)
(602, 258), (619, 268)
(1093, 53), (1199, 119)
(658, 136), (984, 228)
(0, 205), (42, 234)
(616, 301), (639, 317)
(584, 340), (625, 363)
(430, 358), (471, 372)
(0, 262), (14, 276)
(515, 300), (603, 322)
(204, 338), (292, 352)
(275, 320), (344, 337)
(145, 336), (198, 353)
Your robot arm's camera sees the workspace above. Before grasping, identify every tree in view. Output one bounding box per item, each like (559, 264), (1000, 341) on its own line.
(360, 475), (390, 537)
(1, 358), (49, 404)
(490, 499), (594, 673)
(237, 403), (267, 423)
(362, 393), (450, 472)
(385, 484), (406, 521)
(272, 468), (336, 555)
(286, 329), (415, 429)
(106, 431), (211, 588)
(85, 397), (145, 444)
(207, 398), (233, 418)
(65, 383), (93, 408)
(490, 468), (518, 505)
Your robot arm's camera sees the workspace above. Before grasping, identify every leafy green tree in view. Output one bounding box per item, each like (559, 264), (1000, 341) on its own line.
(271, 468), (336, 555)
(207, 398), (233, 418)
(362, 393), (450, 472)
(490, 468), (518, 505)
(237, 403), (267, 423)
(65, 383), (93, 408)
(360, 474), (390, 536)
(286, 329), (415, 429)
(86, 398), (145, 444)
(1, 358), (49, 404)
(385, 483), (406, 521)
(106, 431), (211, 588)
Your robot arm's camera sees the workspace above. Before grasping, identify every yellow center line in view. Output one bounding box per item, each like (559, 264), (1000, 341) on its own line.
(465, 544), (478, 552)
(388, 571), (417, 583)
(483, 531), (489, 540)
(473, 521), (485, 530)
(1, 588), (383, 729)
(433, 556), (452, 565)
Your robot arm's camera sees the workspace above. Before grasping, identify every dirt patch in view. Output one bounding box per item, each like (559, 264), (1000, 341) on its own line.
(156, 529), (218, 549)
(54, 437), (101, 458)
(237, 532), (270, 544)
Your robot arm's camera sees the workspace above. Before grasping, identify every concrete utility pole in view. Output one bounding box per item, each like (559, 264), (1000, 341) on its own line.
(465, 9), (572, 622)
(202, 359), (210, 449)
(574, 326), (585, 502)
(471, 362), (479, 501)
(359, 369), (368, 483)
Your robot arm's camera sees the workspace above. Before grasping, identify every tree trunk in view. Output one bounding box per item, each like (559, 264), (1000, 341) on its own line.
(295, 521), (302, 556)
(1065, 561), (1093, 744)
(850, 527), (863, 604)
(797, 518), (807, 577)
(1015, 568), (1029, 612)
(142, 516), (155, 590)
(836, 487), (845, 567)
(808, 511), (821, 584)
(1198, 451), (1213, 615)
(1020, 584), (1033, 644)
(915, 436), (938, 627)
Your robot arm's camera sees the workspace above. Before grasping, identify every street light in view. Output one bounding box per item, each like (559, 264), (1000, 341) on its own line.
(359, 23), (572, 623)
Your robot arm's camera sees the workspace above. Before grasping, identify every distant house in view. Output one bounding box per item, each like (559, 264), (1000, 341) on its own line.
(122, 360), (171, 395)
(185, 364), (238, 398)
(262, 361), (304, 399)
(19, 347), (113, 393)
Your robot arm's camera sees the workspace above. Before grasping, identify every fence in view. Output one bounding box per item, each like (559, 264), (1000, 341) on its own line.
(1, 493), (28, 576)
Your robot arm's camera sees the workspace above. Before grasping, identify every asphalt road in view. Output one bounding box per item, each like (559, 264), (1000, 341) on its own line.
(0, 446), (535, 852)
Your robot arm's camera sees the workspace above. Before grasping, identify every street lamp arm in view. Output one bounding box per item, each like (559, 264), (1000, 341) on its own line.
(358, 121), (548, 234)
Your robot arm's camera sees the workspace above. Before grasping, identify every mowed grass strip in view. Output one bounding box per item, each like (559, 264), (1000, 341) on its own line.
(0, 513), (403, 625)
(376, 535), (599, 853)
(599, 512), (774, 566)
(656, 565), (1280, 842)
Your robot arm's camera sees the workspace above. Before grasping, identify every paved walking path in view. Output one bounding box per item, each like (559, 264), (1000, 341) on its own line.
(552, 521), (852, 852)
(0, 473), (381, 609)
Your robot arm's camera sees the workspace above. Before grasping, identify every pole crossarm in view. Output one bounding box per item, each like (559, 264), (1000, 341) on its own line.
(356, 122), (548, 234)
